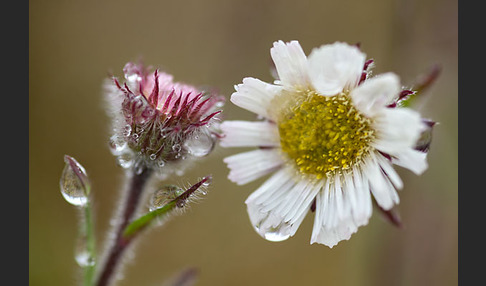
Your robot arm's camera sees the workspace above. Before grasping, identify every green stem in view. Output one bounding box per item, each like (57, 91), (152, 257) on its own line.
(123, 201), (176, 239)
(83, 198), (96, 286)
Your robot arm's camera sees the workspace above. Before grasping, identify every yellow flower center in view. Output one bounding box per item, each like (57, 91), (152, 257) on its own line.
(278, 91), (374, 179)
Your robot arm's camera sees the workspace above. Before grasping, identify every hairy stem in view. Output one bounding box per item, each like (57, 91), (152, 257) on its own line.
(83, 199), (96, 286)
(95, 166), (152, 286)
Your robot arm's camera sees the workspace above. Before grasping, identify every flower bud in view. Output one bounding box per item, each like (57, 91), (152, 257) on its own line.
(104, 62), (225, 174)
(59, 155), (91, 207)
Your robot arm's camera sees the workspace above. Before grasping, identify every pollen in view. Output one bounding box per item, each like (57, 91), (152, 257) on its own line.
(278, 92), (374, 178)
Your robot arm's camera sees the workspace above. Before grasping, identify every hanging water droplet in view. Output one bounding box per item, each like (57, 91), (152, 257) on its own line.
(116, 152), (134, 169)
(74, 235), (95, 267)
(184, 130), (215, 157)
(176, 200), (186, 208)
(157, 160), (165, 167)
(134, 160), (144, 175)
(60, 155), (90, 207)
(149, 185), (184, 211)
(253, 224), (290, 242)
(172, 143), (181, 153)
(263, 231), (290, 242)
(202, 176), (212, 187)
(109, 135), (127, 155)
(149, 154), (157, 160)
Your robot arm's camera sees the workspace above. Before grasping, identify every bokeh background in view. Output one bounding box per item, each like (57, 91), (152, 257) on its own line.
(29, 0), (457, 285)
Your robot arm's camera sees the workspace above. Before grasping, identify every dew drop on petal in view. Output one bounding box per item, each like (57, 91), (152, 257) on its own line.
(264, 231), (290, 242)
(253, 224), (290, 242)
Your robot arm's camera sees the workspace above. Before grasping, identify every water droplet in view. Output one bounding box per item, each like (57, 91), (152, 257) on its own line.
(215, 101), (225, 108)
(264, 231), (290, 242)
(109, 135), (127, 155)
(134, 160), (144, 174)
(126, 73), (142, 83)
(184, 130), (215, 157)
(149, 154), (157, 160)
(149, 185), (184, 211)
(253, 224), (290, 242)
(202, 176), (212, 187)
(60, 156), (89, 207)
(122, 125), (132, 137)
(74, 235), (95, 267)
(172, 144), (181, 153)
(157, 160), (165, 167)
(116, 152), (134, 169)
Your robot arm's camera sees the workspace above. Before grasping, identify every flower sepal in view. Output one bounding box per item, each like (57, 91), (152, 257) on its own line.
(122, 176), (212, 239)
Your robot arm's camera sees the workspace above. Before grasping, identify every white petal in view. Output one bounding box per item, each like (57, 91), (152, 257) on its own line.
(223, 149), (284, 185)
(392, 149), (428, 175)
(343, 171), (371, 227)
(270, 40), (310, 88)
(284, 180), (322, 224)
(362, 154), (399, 210)
(245, 168), (291, 205)
(310, 184), (359, 248)
(231, 77), (282, 119)
(351, 166), (373, 226)
(375, 153), (403, 190)
(220, 120), (280, 148)
(350, 73), (400, 117)
(308, 42), (366, 96)
(246, 168), (314, 241)
(372, 107), (425, 155)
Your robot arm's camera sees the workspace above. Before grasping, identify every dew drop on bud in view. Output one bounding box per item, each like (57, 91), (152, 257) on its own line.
(60, 155), (90, 207)
(126, 73), (141, 83)
(122, 125), (132, 137)
(116, 152), (134, 169)
(109, 135), (127, 155)
(149, 185), (184, 211)
(172, 143), (181, 153)
(184, 130), (215, 157)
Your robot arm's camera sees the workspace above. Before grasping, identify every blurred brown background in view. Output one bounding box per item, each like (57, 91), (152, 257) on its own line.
(29, 0), (457, 285)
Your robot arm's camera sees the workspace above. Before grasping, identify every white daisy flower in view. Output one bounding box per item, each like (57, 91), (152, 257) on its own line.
(221, 40), (432, 248)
